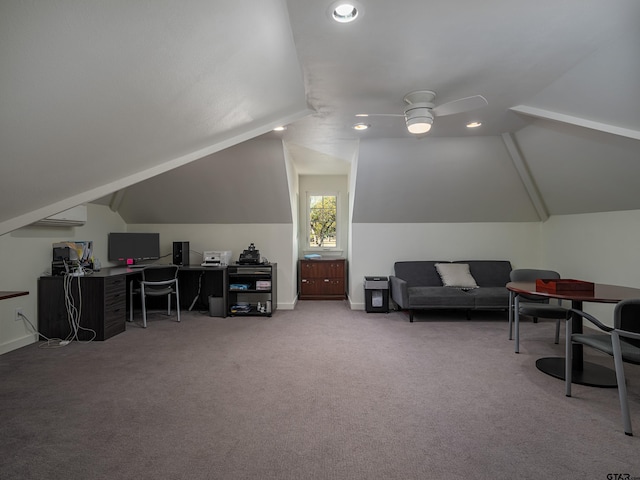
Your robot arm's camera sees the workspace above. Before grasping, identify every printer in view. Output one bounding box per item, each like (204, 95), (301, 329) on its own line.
(201, 250), (232, 267)
(238, 243), (261, 265)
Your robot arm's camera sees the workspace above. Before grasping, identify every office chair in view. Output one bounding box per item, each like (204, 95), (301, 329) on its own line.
(129, 265), (181, 328)
(509, 269), (570, 353)
(565, 299), (640, 435)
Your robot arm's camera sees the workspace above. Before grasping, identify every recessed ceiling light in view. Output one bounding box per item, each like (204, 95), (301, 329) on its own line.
(467, 122), (482, 128)
(330, 2), (360, 23)
(273, 126), (286, 131)
(353, 123), (369, 131)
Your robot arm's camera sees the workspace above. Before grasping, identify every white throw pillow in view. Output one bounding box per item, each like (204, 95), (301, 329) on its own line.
(435, 263), (479, 289)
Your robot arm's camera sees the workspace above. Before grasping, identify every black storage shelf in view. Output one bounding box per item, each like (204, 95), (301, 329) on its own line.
(227, 263), (276, 317)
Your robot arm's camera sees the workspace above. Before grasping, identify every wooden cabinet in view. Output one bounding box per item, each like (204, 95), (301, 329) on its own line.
(299, 258), (346, 300)
(38, 274), (127, 341)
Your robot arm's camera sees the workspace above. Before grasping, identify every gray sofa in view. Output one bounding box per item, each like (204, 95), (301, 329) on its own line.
(390, 260), (512, 322)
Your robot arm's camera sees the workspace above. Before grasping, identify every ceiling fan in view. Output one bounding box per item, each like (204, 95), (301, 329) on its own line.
(356, 90), (488, 135)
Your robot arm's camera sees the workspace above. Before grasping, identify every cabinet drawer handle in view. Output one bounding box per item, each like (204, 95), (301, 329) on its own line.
(324, 279), (329, 282)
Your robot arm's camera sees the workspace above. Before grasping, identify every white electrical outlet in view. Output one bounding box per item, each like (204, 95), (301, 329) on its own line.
(14, 308), (23, 322)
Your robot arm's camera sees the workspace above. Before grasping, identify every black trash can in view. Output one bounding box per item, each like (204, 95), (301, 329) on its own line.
(364, 276), (389, 313)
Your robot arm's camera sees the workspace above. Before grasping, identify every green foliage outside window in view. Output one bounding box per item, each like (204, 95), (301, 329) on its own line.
(309, 195), (337, 248)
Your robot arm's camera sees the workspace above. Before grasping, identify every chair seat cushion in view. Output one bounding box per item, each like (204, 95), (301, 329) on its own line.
(572, 333), (640, 364)
(467, 287), (510, 307)
(407, 286), (474, 307)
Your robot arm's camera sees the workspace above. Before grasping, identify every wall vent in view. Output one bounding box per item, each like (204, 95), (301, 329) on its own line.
(32, 205), (87, 227)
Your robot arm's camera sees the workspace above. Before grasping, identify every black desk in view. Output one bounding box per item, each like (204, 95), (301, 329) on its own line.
(173, 265), (228, 313)
(38, 265), (228, 341)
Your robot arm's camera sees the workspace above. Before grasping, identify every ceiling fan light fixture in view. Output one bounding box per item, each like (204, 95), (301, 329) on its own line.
(405, 105), (433, 134)
(329, 2), (361, 23)
(333, 4), (357, 23)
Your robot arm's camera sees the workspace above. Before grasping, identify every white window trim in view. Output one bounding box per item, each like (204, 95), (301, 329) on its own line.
(306, 191), (340, 252)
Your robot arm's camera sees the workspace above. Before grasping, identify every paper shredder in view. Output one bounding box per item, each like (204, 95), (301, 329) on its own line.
(364, 276), (389, 313)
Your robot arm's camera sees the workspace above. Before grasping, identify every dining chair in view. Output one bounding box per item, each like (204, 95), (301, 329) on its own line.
(565, 299), (640, 436)
(129, 265), (181, 328)
(509, 269), (570, 353)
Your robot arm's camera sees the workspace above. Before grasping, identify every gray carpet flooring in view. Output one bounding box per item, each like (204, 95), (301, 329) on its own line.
(1, 301), (639, 480)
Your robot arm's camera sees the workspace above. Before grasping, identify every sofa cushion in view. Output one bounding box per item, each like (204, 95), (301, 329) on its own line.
(456, 260), (512, 287)
(467, 287), (510, 308)
(408, 286), (475, 308)
(435, 263), (479, 289)
(394, 261), (447, 287)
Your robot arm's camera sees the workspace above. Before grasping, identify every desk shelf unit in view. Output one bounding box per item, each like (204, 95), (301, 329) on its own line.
(227, 263), (276, 317)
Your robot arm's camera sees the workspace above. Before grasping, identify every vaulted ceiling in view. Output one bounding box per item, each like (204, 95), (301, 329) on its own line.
(1, 0), (639, 234)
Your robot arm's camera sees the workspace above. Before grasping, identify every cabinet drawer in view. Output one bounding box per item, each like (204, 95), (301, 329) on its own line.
(300, 277), (344, 296)
(301, 260), (345, 278)
(322, 278), (344, 295)
(104, 312), (126, 339)
(104, 276), (126, 307)
(105, 276), (126, 293)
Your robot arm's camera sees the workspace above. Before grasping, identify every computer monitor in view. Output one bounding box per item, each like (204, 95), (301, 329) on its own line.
(108, 232), (160, 265)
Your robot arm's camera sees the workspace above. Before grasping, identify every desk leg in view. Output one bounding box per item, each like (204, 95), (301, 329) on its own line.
(535, 299), (616, 387)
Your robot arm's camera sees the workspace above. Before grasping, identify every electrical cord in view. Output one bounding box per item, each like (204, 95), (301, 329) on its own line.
(17, 311), (68, 349)
(62, 273), (97, 343)
(189, 271), (204, 311)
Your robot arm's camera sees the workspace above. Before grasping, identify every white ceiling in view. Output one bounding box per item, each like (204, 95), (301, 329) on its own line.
(1, 0), (639, 233)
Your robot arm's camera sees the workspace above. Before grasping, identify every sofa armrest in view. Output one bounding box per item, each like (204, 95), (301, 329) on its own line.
(389, 275), (409, 308)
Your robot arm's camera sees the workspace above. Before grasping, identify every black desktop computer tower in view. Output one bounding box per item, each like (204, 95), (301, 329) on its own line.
(172, 241), (190, 266)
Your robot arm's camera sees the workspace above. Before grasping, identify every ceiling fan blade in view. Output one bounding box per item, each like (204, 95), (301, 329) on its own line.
(432, 95), (488, 117)
(355, 113), (404, 117)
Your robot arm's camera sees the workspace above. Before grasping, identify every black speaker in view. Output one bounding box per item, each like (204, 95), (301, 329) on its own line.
(172, 241), (190, 266)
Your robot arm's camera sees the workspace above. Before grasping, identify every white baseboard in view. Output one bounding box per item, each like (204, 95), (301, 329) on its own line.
(0, 333), (37, 355)
(350, 302), (365, 310)
(277, 299), (297, 310)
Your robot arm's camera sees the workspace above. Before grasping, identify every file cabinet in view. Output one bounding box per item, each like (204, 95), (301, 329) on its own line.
(299, 258), (346, 300)
(38, 273), (127, 341)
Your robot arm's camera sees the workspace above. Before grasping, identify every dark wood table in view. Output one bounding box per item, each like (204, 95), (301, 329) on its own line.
(507, 281), (640, 388)
(0, 291), (29, 301)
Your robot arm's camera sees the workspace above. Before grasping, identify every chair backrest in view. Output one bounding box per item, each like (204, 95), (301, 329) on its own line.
(615, 299), (640, 348)
(142, 265), (179, 283)
(510, 269), (561, 303)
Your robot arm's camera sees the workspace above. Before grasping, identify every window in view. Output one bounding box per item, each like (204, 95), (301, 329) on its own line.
(307, 193), (338, 249)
